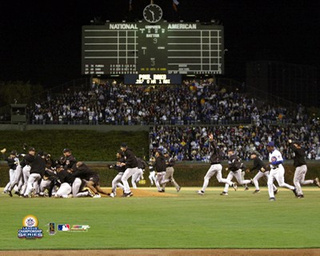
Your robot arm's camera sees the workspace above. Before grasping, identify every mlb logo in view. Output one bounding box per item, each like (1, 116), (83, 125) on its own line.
(57, 224), (70, 231)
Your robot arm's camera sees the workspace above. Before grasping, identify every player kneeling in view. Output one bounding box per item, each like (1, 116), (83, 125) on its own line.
(73, 162), (108, 198)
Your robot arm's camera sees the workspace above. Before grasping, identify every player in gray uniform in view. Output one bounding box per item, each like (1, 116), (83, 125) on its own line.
(221, 149), (252, 196)
(161, 151), (181, 192)
(198, 133), (237, 195)
(288, 140), (320, 198)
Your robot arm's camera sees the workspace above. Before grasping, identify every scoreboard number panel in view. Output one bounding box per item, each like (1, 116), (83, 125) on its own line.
(82, 21), (224, 75)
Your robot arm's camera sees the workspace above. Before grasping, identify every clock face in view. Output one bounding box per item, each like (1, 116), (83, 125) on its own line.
(143, 4), (163, 23)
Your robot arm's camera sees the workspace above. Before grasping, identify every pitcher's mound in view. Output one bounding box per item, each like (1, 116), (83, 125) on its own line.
(130, 189), (177, 197)
(101, 188), (177, 197)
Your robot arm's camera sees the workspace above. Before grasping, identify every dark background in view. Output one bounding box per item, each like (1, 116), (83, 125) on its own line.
(0, 0), (319, 87)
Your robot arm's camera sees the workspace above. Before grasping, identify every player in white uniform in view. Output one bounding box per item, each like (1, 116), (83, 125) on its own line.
(266, 141), (297, 201)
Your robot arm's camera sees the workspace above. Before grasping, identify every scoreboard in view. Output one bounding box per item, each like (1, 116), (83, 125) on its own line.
(82, 21), (224, 75)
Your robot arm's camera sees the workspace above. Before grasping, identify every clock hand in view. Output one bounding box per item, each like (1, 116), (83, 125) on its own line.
(149, 10), (155, 21)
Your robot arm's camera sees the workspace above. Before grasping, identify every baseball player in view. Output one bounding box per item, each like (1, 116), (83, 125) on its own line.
(108, 151), (126, 197)
(120, 143), (139, 197)
(20, 147), (36, 196)
(220, 149), (252, 196)
(23, 151), (46, 197)
(288, 139), (320, 198)
(161, 151), (181, 192)
(72, 161), (108, 198)
(60, 148), (77, 170)
(3, 150), (21, 197)
(266, 141), (297, 201)
(148, 156), (157, 186)
(154, 150), (167, 192)
(247, 151), (278, 194)
(198, 134), (237, 195)
(55, 165), (74, 198)
(131, 157), (147, 189)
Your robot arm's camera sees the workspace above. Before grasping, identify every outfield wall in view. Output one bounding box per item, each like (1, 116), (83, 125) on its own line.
(0, 124), (149, 132)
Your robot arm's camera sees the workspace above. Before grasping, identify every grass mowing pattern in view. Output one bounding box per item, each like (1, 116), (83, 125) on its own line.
(0, 187), (319, 250)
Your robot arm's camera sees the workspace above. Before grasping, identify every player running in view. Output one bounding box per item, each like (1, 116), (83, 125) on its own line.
(247, 151), (278, 194)
(161, 151), (181, 192)
(288, 139), (320, 198)
(198, 133), (237, 195)
(266, 141), (297, 201)
(119, 143), (139, 197)
(220, 149), (252, 196)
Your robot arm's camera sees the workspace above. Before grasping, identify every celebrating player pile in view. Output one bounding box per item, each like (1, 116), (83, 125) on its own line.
(1, 137), (320, 201)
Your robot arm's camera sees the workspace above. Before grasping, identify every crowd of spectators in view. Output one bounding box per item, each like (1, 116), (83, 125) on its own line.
(28, 79), (320, 160)
(149, 123), (320, 161)
(28, 79), (307, 126)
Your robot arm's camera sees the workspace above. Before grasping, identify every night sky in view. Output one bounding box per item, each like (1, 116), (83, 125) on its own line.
(0, 0), (319, 87)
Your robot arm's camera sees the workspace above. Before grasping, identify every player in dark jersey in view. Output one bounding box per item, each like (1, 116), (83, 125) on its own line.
(221, 149), (252, 196)
(289, 140), (320, 198)
(108, 151), (126, 197)
(72, 161), (108, 198)
(247, 151), (277, 194)
(198, 133), (237, 195)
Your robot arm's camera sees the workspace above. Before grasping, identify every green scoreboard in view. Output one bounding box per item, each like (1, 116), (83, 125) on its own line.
(82, 20), (224, 75)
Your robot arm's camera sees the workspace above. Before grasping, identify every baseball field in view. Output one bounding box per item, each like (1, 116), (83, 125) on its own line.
(1, 186), (319, 255)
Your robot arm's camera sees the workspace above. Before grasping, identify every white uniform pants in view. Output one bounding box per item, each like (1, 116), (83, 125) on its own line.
(39, 179), (52, 195)
(21, 165), (31, 195)
(253, 171), (277, 191)
(131, 168), (143, 189)
(4, 168), (16, 192)
(155, 172), (166, 191)
(112, 172), (124, 194)
(149, 171), (156, 186)
(56, 183), (72, 198)
(7, 165), (23, 192)
(202, 164), (233, 192)
(121, 167), (138, 194)
(293, 165), (313, 196)
(268, 165), (295, 198)
(24, 173), (41, 196)
(223, 170), (252, 193)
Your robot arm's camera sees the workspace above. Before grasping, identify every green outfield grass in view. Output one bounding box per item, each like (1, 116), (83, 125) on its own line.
(0, 187), (319, 250)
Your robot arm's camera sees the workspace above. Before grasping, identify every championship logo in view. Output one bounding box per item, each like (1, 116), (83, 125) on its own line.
(18, 215), (43, 239)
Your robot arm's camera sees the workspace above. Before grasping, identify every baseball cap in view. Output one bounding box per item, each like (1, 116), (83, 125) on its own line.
(120, 143), (127, 148)
(10, 150), (17, 156)
(63, 148), (71, 153)
(29, 147), (35, 152)
(267, 141), (275, 147)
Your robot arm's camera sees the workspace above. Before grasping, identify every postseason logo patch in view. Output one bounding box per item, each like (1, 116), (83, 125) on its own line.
(18, 215), (43, 239)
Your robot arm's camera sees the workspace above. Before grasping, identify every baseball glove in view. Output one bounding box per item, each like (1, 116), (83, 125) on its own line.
(1, 148), (6, 154)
